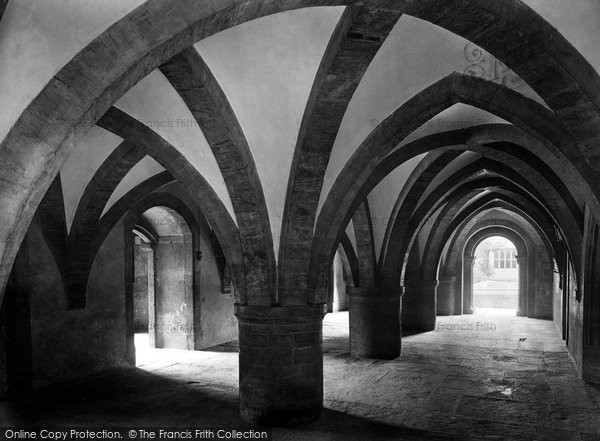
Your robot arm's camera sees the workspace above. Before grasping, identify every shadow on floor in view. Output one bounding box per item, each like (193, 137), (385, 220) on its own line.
(1, 368), (475, 440)
(402, 329), (428, 337)
(290, 407), (478, 441)
(201, 340), (239, 352)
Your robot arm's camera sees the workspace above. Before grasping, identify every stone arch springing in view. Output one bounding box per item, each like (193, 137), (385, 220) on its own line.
(277, 5), (400, 305)
(388, 172), (570, 292)
(339, 232), (360, 288)
(159, 46), (277, 306)
(351, 200), (378, 287)
(95, 107), (245, 300)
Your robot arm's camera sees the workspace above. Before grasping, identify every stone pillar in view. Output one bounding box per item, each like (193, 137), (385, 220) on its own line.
(236, 304), (326, 426)
(453, 273), (463, 315)
(347, 287), (402, 359)
(402, 280), (438, 331)
(463, 257), (475, 314)
(437, 276), (457, 316)
(517, 256), (528, 317)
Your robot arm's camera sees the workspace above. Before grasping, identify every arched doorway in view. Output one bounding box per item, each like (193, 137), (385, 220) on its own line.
(123, 189), (239, 364)
(133, 206), (194, 351)
(330, 248), (353, 313)
(472, 236), (519, 314)
(463, 227), (529, 317)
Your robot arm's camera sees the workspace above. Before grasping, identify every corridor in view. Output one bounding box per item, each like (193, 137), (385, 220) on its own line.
(1, 312), (598, 440)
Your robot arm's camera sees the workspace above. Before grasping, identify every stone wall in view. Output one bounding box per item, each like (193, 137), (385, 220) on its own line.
(133, 240), (153, 332)
(153, 236), (194, 350)
(2, 215), (132, 395)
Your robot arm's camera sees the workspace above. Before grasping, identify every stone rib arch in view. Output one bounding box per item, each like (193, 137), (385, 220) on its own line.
(99, 172), (176, 229)
(377, 150), (462, 272)
(339, 231), (360, 288)
(2, 0), (600, 310)
(158, 46), (277, 305)
(465, 225), (529, 261)
(414, 182), (547, 282)
(277, 5), (401, 305)
(443, 206), (555, 283)
(412, 203), (556, 322)
(66, 141), (146, 308)
(351, 200), (378, 287)
(452, 143), (583, 230)
(377, 138), (580, 284)
(376, 122), (586, 275)
(421, 190), (561, 284)
(419, 174), (575, 281)
(397, 186), (565, 326)
(311, 73), (594, 298)
(384, 169), (570, 289)
(95, 108), (246, 301)
(3, 1), (600, 426)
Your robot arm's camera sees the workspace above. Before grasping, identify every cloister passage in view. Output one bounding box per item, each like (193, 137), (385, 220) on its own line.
(1, 0), (600, 433)
(472, 236), (519, 313)
(6, 312), (599, 440)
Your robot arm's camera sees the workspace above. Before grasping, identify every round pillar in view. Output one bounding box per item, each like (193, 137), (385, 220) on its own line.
(235, 304), (326, 426)
(347, 287), (402, 359)
(402, 280), (439, 331)
(437, 277), (457, 316)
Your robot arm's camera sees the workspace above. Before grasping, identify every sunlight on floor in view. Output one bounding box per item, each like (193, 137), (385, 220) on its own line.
(472, 307), (517, 316)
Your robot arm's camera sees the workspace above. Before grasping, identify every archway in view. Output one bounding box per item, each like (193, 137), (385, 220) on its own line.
(472, 236), (519, 314)
(122, 188), (239, 363)
(133, 206), (194, 351)
(463, 227), (528, 317)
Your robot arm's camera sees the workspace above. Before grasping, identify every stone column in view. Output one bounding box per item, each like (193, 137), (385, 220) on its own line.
(402, 280), (438, 331)
(437, 276), (457, 316)
(517, 256), (528, 317)
(236, 304), (326, 426)
(453, 273), (463, 315)
(347, 287), (402, 359)
(463, 257), (475, 314)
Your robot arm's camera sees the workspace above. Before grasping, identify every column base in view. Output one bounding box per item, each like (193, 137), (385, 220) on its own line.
(347, 287), (401, 359)
(235, 304), (326, 426)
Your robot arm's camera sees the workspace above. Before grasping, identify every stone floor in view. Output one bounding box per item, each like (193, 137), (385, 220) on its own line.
(1, 310), (599, 440)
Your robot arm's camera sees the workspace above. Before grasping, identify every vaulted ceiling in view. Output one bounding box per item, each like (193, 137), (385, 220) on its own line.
(0, 0), (599, 304)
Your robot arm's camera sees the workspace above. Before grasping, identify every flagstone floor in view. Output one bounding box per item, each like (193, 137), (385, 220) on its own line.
(1, 310), (599, 441)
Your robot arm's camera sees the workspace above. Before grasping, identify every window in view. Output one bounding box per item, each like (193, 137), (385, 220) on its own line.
(493, 249), (517, 269)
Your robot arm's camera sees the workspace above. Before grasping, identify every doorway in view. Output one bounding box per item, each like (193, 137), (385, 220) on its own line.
(472, 236), (518, 314)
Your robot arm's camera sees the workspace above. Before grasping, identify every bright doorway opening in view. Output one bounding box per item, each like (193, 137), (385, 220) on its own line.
(472, 236), (518, 314)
